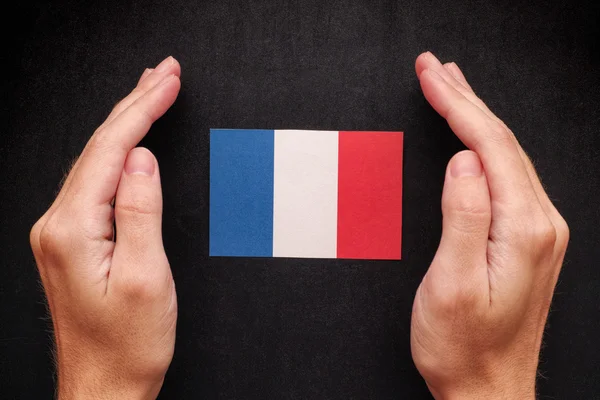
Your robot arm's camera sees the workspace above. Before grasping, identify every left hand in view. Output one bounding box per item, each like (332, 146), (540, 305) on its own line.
(410, 52), (569, 399)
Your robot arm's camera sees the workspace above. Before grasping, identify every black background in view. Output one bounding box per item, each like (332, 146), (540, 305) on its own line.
(1, 1), (599, 399)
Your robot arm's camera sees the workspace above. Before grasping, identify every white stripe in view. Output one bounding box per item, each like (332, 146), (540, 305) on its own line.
(273, 130), (339, 258)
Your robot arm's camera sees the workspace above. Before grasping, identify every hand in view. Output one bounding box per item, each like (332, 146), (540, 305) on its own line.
(29, 57), (181, 400)
(410, 52), (569, 400)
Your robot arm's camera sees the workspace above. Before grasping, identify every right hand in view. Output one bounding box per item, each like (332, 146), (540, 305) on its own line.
(410, 52), (569, 399)
(30, 57), (181, 399)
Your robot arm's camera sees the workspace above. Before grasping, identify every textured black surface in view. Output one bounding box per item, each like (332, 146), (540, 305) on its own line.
(1, 1), (599, 399)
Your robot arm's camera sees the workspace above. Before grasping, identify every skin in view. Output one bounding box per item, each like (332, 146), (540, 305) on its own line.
(29, 52), (568, 399)
(30, 57), (181, 399)
(410, 52), (569, 399)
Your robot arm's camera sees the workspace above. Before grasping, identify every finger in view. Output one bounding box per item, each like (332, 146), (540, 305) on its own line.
(416, 53), (463, 86)
(515, 147), (553, 213)
(103, 57), (180, 126)
(418, 68), (538, 211)
(421, 55), (568, 258)
(111, 148), (168, 284)
(445, 64), (552, 208)
(67, 74), (180, 206)
(419, 54), (537, 202)
(435, 151), (491, 277)
(417, 52), (496, 121)
(439, 60), (563, 227)
(40, 58), (179, 219)
(138, 68), (154, 85)
(443, 62), (472, 91)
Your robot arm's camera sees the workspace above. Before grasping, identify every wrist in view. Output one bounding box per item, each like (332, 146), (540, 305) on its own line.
(58, 380), (163, 400)
(444, 392), (535, 400)
(435, 383), (535, 400)
(425, 354), (538, 400)
(57, 364), (164, 400)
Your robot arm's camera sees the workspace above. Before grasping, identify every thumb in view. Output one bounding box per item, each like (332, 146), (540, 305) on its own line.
(113, 147), (165, 271)
(434, 150), (491, 277)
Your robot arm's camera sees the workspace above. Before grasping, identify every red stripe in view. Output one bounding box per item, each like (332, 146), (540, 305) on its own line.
(337, 131), (403, 260)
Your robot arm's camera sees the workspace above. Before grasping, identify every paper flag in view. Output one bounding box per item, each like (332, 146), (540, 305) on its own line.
(210, 129), (403, 260)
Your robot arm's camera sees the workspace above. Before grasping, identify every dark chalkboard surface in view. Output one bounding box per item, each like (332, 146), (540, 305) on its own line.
(2, 1), (599, 398)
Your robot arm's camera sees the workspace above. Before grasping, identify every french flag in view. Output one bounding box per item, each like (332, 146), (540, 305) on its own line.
(210, 129), (403, 260)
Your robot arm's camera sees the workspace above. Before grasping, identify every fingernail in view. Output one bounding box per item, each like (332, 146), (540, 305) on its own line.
(154, 56), (174, 73)
(451, 152), (483, 177)
(125, 148), (155, 176)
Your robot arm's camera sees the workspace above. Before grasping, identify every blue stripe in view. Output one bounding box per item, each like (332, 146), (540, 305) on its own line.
(210, 129), (274, 257)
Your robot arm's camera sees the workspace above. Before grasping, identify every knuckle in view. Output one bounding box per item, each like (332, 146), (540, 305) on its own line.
(434, 287), (473, 315)
(451, 195), (490, 217)
(88, 128), (107, 149)
(534, 219), (557, 248)
(451, 282), (481, 308)
(445, 102), (463, 126)
(445, 200), (490, 235)
(30, 218), (44, 254)
(554, 215), (570, 251)
(430, 287), (457, 315)
(88, 127), (126, 156)
(38, 215), (71, 257)
(139, 354), (173, 381)
(514, 217), (557, 260)
(112, 89), (140, 113)
(485, 119), (514, 146)
(485, 119), (507, 136)
(429, 276), (481, 314)
(116, 198), (160, 219)
(38, 220), (58, 255)
(120, 274), (160, 301)
(111, 99), (126, 114)
(134, 104), (156, 127)
(437, 291), (459, 314)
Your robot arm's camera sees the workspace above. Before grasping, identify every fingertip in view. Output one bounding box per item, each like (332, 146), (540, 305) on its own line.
(171, 58), (182, 78)
(124, 147), (157, 176)
(440, 151), (491, 241)
(160, 74), (182, 100)
(421, 68), (444, 82)
(448, 150), (483, 178)
(146, 74), (181, 118)
(444, 62), (469, 85)
(138, 68), (154, 85)
(443, 62), (456, 73)
(115, 148), (163, 220)
(164, 56), (182, 78)
(418, 68), (466, 120)
(171, 73), (182, 87)
(419, 68), (447, 99)
(152, 56), (182, 79)
(416, 51), (441, 78)
(415, 51), (431, 77)
(159, 73), (181, 89)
